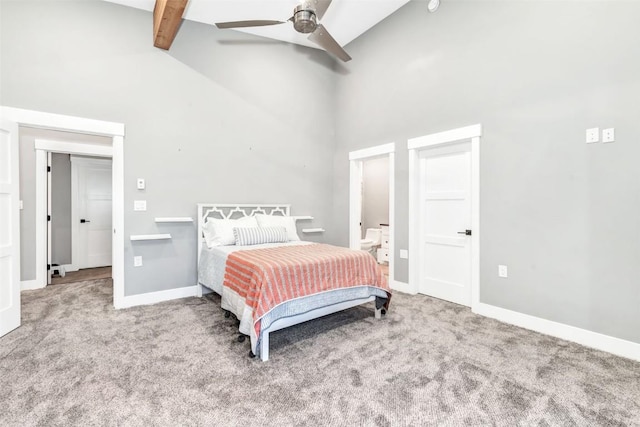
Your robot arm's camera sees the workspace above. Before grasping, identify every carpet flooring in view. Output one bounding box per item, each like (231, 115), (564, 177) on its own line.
(1, 279), (639, 426)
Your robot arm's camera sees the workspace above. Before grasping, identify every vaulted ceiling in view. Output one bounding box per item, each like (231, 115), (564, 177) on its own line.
(103, 0), (409, 53)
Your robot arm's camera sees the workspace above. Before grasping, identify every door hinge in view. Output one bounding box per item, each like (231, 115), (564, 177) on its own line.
(47, 166), (51, 172)
(47, 215), (51, 221)
(47, 264), (51, 271)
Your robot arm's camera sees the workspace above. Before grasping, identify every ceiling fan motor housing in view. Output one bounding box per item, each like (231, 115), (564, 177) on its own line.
(292, 5), (317, 33)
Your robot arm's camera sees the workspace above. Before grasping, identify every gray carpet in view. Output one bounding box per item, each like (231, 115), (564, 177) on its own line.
(1, 279), (639, 426)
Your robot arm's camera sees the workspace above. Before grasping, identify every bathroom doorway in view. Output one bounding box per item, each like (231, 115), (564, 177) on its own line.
(348, 143), (395, 285)
(361, 156), (389, 274)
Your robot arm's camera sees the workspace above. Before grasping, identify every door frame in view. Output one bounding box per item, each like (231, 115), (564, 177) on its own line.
(47, 152), (77, 276)
(1, 106), (125, 309)
(348, 142), (395, 287)
(70, 155), (113, 270)
(36, 141), (113, 283)
(36, 142), (113, 286)
(47, 152), (52, 285)
(408, 124), (481, 308)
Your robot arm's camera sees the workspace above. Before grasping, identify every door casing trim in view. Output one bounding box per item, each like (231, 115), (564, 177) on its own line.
(348, 143), (395, 289)
(408, 124), (481, 310)
(2, 106), (125, 309)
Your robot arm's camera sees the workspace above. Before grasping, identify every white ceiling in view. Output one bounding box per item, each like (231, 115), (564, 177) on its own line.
(103, 0), (409, 50)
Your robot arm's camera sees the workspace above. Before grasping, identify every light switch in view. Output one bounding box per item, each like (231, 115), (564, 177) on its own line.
(134, 256), (142, 267)
(19, 200), (23, 210)
(399, 249), (409, 259)
(498, 265), (508, 278)
(134, 200), (147, 211)
(137, 178), (145, 190)
(602, 128), (615, 143)
(586, 128), (599, 144)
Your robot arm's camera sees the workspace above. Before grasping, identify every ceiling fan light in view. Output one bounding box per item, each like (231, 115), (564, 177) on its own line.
(427, 0), (440, 13)
(292, 6), (318, 33)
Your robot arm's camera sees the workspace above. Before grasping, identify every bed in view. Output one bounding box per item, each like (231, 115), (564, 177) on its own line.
(196, 204), (391, 361)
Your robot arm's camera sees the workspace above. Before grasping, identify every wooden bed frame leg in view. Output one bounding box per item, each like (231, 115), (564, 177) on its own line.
(260, 332), (270, 362)
(375, 307), (382, 319)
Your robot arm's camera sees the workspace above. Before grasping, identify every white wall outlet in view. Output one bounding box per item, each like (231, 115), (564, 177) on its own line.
(586, 128), (599, 144)
(602, 128), (615, 143)
(19, 200), (23, 210)
(399, 249), (409, 259)
(137, 178), (145, 190)
(134, 200), (147, 211)
(134, 256), (142, 267)
(498, 265), (508, 278)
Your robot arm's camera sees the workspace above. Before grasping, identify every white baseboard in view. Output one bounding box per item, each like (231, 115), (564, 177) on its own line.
(20, 280), (44, 291)
(474, 302), (640, 362)
(117, 285), (199, 309)
(391, 280), (416, 294)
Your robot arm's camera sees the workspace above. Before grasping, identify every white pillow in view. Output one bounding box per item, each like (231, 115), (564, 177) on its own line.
(203, 216), (258, 248)
(233, 227), (288, 246)
(255, 214), (300, 241)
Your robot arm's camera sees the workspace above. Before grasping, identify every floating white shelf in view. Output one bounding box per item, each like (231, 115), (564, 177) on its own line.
(154, 217), (193, 223)
(130, 234), (172, 241)
(302, 228), (325, 233)
(293, 216), (314, 221)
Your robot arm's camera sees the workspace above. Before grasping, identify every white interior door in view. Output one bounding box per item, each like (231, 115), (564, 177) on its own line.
(0, 118), (20, 337)
(419, 142), (472, 306)
(73, 158), (112, 269)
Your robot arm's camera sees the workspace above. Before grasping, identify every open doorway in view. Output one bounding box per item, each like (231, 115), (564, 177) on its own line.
(18, 125), (117, 293)
(9, 112), (124, 308)
(2, 105), (125, 338)
(48, 153), (113, 285)
(360, 156), (390, 276)
(349, 143), (395, 286)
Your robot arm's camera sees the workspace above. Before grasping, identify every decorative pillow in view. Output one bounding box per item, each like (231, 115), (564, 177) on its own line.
(255, 214), (300, 241)
(203, 216), (258, 248)
(233, 226), (288, 246)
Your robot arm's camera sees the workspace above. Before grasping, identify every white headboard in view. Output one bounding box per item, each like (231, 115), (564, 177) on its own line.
(196, 204), (291, 267)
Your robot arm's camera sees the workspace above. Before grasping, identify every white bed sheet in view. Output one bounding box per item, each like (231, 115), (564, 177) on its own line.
(198, 241), (312, 294)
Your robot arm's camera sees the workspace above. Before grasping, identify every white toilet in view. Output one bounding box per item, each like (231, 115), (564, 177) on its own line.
(361, 228), (382, 252)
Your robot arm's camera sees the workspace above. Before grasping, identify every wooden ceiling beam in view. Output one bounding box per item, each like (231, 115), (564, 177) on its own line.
(153, 0), (189, 50)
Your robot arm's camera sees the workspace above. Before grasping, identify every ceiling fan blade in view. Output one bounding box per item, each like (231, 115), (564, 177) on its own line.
(215, 20), (286, 29)
(311, 0), (333, 20)
(308, 24), (351, 62)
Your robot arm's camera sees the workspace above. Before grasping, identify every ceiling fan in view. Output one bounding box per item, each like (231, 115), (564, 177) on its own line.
(215, 0), (352, 62)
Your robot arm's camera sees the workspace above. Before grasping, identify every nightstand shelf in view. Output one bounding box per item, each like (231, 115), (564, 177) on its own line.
(154, 217), (193, 223)
(302, 228), (325, 233)
(130, 234), (172, 241)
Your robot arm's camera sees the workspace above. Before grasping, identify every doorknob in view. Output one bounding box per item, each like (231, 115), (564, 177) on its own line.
(457, 229), (472, 236)
(80, 219), (91, 223)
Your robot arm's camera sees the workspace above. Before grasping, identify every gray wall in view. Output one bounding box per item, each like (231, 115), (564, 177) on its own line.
(333, 1), (640, 343)
(2, 0), (335, 295)
(361, 156), (389, 237)
(18, 130), (36, 281)
(51, 153), (71, 266)
(4, 0), (639, 345)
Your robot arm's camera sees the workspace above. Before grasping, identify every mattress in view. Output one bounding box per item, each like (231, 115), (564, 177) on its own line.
(198, 241), (311, 294)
